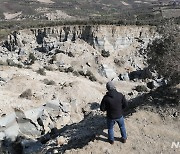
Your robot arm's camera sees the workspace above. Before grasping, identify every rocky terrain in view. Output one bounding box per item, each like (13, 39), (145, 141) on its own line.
(0, 25), (179, 154)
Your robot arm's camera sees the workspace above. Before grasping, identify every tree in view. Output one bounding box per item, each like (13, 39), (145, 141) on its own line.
(146, 21), (180, 85)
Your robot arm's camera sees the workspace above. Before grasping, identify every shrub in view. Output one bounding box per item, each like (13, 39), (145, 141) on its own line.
(19, 89), (32, 99)
(52, 55), (57, 61)
(73, 70), (79, 76)
(0, 77), (5, 82)
(135, 85), (148, 92)
(5, 59), (23, 68)
(86, 70), (93, 76)
(146, 21), (180, 85)
(16, 63), (23, 68)
(0, 60), (7, 65)
(89, 74), (97, 82)
(44, 65), (54, 71)
(36, 68), (46, 76)
(6, 59), (16, 66)
(101, 50), (110, 57)
(43, 79), (56, 85)
(78, 70), (85, 76)
(49, 55), (57, 64)
(65, 66), (74, 73)
(67, 52), (74, 57)
(49, 59), (54, 64)
(114, 58), (125, 67)
(29, 53), (36, 65)
(84, 70), (97, 81)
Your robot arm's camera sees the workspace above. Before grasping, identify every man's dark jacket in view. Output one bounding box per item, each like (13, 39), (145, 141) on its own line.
(100, 89), (128, 119)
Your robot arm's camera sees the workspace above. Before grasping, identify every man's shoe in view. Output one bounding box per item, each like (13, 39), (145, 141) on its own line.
(109, 140), (114, 145)
(121, 138), (127, 143)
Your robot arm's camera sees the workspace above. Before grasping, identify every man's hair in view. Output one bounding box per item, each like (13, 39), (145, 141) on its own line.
(106, 81), (115, 91)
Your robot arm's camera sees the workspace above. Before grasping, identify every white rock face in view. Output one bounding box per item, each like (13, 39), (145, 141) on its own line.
(99, 64), (117, 79)
(3, 25), (159, 55)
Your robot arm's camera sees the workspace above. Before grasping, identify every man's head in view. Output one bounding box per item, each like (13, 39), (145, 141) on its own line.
(106, 81), (116, 91)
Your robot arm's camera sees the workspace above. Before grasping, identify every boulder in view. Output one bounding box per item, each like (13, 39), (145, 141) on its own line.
(57, 136), (67, 146)
(119, 73), (129, 81)
(15, 108), (41, 138)
(147, 79), (167, 89)
(0, 98), (72, 143)
(55, 114), (70, 129)
(45, 99), (61, 109)
(0, 132), (5, 140)
(69, 99), (82, 123)
(4, 124), (19, 142)
(99, 64), (117, 79)
(59, 102), (71, 113)
(0, 113), (18, 141)
(38, 109), (55, 134)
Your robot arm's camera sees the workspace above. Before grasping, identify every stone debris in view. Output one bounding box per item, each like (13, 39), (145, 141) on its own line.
(0, 99), (71, 142)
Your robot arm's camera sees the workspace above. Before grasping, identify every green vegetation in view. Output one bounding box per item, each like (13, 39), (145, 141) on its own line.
(28, 53), (36, 65)
(114, 58), (125, 67)
(0, 16), (179, 40)
(36, 68), (46, 76)
(101, 50), (110, 58)
(42, 79), (56, 85)
(0, 60), (7, 65)
(146, 21), (180, 85)
(44, 65), (54, 71)
(19, 89), (32, 99)
(65, 67), (74, 73)
(0, 0), (179, 38)
(135, 85), (148, 92)
(6, 59), (23, 68)
(0, 29), (11, 40)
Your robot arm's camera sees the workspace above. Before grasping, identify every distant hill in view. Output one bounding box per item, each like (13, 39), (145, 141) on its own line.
(0, 0), (179, 22)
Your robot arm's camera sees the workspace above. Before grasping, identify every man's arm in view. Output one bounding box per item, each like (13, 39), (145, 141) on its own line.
(100, 96), (106, 111)
(122, 95), (128, 110)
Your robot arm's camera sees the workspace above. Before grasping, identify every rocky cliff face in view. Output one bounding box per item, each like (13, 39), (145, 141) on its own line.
(0, 25), (160, 83)
(3, 25), (158, 53)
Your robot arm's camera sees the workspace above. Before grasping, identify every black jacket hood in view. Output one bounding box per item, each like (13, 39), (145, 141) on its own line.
(106, 89), (117, 98)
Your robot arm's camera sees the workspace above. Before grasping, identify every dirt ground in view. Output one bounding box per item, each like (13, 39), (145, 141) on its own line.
(64, 110), (180, 154)
(0, 65), (179, 154)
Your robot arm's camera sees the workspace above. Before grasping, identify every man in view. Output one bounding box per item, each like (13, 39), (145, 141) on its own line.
(100, 81), (128, 144)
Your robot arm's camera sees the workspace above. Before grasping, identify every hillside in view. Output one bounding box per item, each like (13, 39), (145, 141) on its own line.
(0, 25), (179, 153)
(0, 0), (179, 21)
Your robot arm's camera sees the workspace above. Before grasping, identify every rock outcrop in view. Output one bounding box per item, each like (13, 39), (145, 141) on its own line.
(0, 99), (72, 142)
(2, 25), (158, 54)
